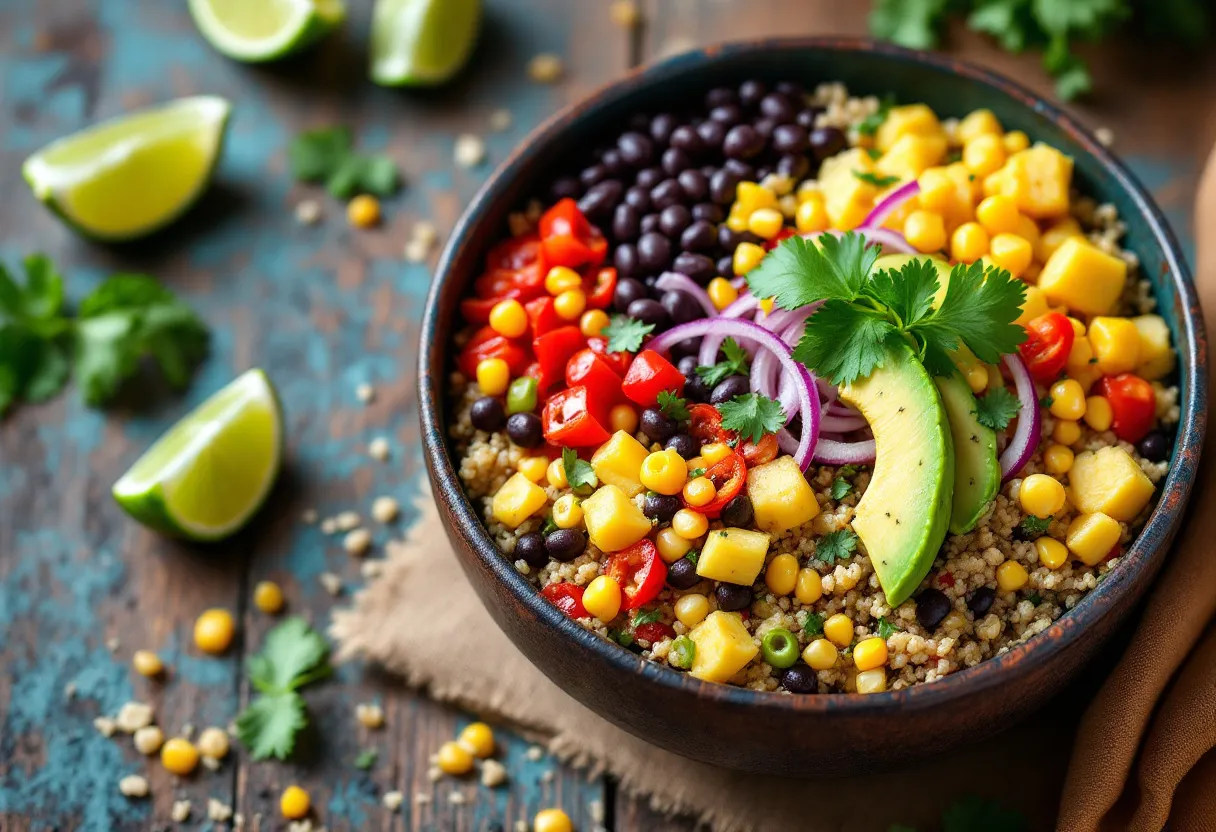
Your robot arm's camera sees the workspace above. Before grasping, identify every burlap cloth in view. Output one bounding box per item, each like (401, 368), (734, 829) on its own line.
(331, 153), (1216, 831)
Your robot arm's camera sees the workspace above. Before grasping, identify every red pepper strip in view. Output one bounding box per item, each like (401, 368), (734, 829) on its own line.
(473, 263), (546, 303)
(532, 325), (586, 392)
(604, 539), (667, 611)
(486, 233), (545, 272)
(538, 198), (608, 269)
(621, 349), (686, 408)
(585, 267), (617, 310)
(586, 336), (632, 377)
(688, 403), (735, 445)
(542, 385), (612, 447)
(688, 450), (747, 518)
(525, 296), (562, 338)
(459, 296), (501, 325)
(458, 326), (531, 378)
(633, 621), (675, 644)
(1094, 374), (1156, 443)
(541, 582), (587, 618)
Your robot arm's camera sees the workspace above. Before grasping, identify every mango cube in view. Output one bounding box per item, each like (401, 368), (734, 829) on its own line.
(875, 134), (947, 183)
(1068, 447), (1156, 522)
(819, 148), (878, 231)
(1066, 512), (1122, 566)
(957, 108), (1003, 144)
(688, 611), (759, 683)
(591, 430), (650, 497)
(875, 104), (943, 152)
(1132, 315), (1175, 380)
(1087, 317), (1141, 375)
(491, 473), (548, 529)
(581, 484), (652, 552)
(994, 144), (1073, 219)
(1038, 238), (1128, 316)
(746, 456), (820, 534)
(1016, 284), (1050, 327)
(696, 528), (772, 586)
(1036, 217), (1083, 264)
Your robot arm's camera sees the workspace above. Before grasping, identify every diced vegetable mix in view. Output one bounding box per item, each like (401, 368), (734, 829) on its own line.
(451, 79), (1177, 694)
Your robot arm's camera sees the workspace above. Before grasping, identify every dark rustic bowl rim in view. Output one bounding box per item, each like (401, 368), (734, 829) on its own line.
(420, 37), (1206, 716)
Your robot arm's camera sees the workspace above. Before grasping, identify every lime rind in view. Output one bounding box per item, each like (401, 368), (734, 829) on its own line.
(188, 0), (346, 63)
(370, 0), (482, 87)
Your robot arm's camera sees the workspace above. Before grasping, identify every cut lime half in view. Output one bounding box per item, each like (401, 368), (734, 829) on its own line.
(113, 369), (283, 542)
(22, 96), (231, 242)
(188, 0), (346, 62)
(370, 0), (482, 86)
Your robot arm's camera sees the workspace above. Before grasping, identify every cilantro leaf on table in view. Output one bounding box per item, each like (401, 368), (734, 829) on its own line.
(602, 314), (653, 354)
(853, 171), (902, 188)
(745, 232), (878, 310)
(869, 0), (949, 49)
(289, 125), (401, 199)
(657, 389), (689, 421)
(803, 611), (826, 637)
(235, 692), (307, 762)
(696, 337), (751, 387)
(793, 299), (899, 386)
(815, 529), (859, 564)
(974, 386), (1022, 431)
(562, 447), (598, 495)
(877, 617), (902, 639)
(354, 748), (378, 770)
(830, 477), (853, 501)
(717, 393), (785, 444)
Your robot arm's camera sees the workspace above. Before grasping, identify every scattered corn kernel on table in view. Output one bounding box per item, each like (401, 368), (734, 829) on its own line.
(2, 2), (1213, 830)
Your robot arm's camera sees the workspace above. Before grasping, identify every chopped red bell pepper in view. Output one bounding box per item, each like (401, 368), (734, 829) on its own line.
(937, 572), (956, 588)
(585, 267), (617, 310)
(565, 349), (624, 404)
(487, 233), (545, 272)
(538, 198), (607, 269)
(1018, 312), (1074, 384)
(532, 326), (585, 392)
(739, 433), (779, 467)
(525, 296), (562, 337)
(604, 539), (667, 611)
(621, 349), (685, 408)
(688, 403), (734, 444)
(633, 621), (675, 644)
(763, 227), (797, 250)
(688, 450), (747, 518)
(474, 264), (546, 303)
(542, 385), (612, 447)
(586, 336), (632, 377)
(458, 326), (532, 378)
(1094, 374), (1156, 443)
(541, 582), (587, 618)
(459, 296), (501, 325)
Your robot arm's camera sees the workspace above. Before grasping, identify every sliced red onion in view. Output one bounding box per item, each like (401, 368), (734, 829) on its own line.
(856, 226), (917, 254)
(820, 413), (869, 433)
(813, 436), (877, 465)
(860, 180), (921, 230)
(650, 318), (820, 471)
(826, 400), (859, 417)
(730, 276), (747, 290)
(655, 272), (717, 318)
(998, 352), (1042, 482)
(698, 292), (759, 366)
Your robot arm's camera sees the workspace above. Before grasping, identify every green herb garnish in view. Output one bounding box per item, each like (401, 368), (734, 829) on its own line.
(830, 477), (853, 501)
(669, 636), (696, 670)
(657, 389), (690, 421)
(632, 608), (663, 626)
(354, 748), (378, 770)
(975, 386), (1022, 431)
(289, 126), (400, 198)
(562, 447), (598, 495)
(684, 549), (699, 565)
(803, 612), (826, 637)
(877, 617), (901, 639)
(853, 171), (901, 187)
(612, 629), (634, 647)
(1018, 515), (1053, 539)
(601, 314), (654, 353)
(1039, 395), (1054, 409)
(717, 392), (784, 444)
(837, 464), (860, 478)
(696, 337), (751, 386)
(815, 529), (859, 564)
(688, 467), (706, 478)
(856, 94), (895, 136)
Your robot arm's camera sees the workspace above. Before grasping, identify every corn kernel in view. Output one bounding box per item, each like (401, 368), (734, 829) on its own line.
(1003, 130), (1030, 153)
(824, 613), (854, 647)
(1067, 316), (1086, 336)
(951, 222), (990, 263)
(1036, 536), (1069, 569)
(1016, 214), (1041, 253)
(1084, 396), (1114, 432)
(553, 289), (587, 321)
(853, 636), (888, 671)
(280, 785), (310, 819)
(656, 527), (693, 562)
(252, 580), (285, 614)
(856, 668), (887, 694)
(988, 233), (1034, 277)
(197, 727), (229, 760)
(347, 195), (381, 228)
(546, 458), (568, 489)
(534, 808), (573, 832)
(673, 593), (709, 628)
(608, 403), (638, 434)
(132, 650), (164, 678)
(545, 266), (582, 295)
(963, 134), (1006, 178)
(996, 560), (1029, 591)
(733, 242), (767, 275)
(489, 299), (528, 338)
(803, 638), (838, 670)
(706, 277), (738, 311)
(641, 449), (689, 496)
(1049, 379), (1087, 420)
(193, 609), (235, 655)
(672, 509), (709, 540)
(903, 210), (947, 253)
(795, 568), (823, 604)
(700, 443), (732, 466)
(475, 358), (510, 396)
(735, 181), (778, 213)
(795, 195), (829, 233)
(975, 195), (1021, 235)
(580, 309), (610, 337)
(518, 456), (549, 483)
(458, 722), (495, 758)
(764, 554), (799, 596)
(965, 365), (989, 394)
(1053, 419), (1082, 446)
(437, 740), (474, 775)
(161, 737), (200, 776)
(747, 207), (785, 240)
(1043, 444), (1075, 475)
(682, 477), (716, 507)
(1020, 474), (1067, 518)
(958, 109), (1002, 144)
(725, 209), (750, 232)
(551, 494), (583, 529)
(583, 575), (623, 621)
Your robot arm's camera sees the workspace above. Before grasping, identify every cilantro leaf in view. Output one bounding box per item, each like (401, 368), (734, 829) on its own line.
(803, 612), (826, 637)
(746, 232), (878, 310)
(562, 447), (598, 494)
(289, 125), (401, 198)
(717, 393), (785, 444)
(815, 529), (859, 564)
(877, 617), (902, 639)
(869, 0), (950, 49)
(794, 300), (898, 386)
(968, 0), (1036, 52)
(657, 389), (690, 421)
(237, 618), (331, 762)
(1017, 515), (1053, 540)
(354, 748), (378, 770)
(853, 171), (902, 187)
(830, 477), (852, 501)
(836, 464), (860, 479)
(856, 94), (896, 136)
(913, 262), (1026, 365)
(696, 337), (750, 387)
(942, 795), (1026, 832)
(602, 315), (653, 353)
(863, 259), (940, 328)
(236, 691), (307, 762)
(632, 608), (663, 626)
(974, 386), (1022, 431)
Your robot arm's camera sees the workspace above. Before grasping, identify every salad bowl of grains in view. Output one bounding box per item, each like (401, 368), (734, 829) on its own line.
(419, 38), (1205, 773)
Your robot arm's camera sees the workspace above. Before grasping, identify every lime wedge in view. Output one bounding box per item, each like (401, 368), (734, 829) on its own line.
(370, 0), (482, 86)
(113, 369), (283, 542)
(188, 0), (346, 62)
(22, 96), (231, 242)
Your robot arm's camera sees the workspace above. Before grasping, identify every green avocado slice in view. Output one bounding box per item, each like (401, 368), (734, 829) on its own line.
(935, 365), (1001, 534)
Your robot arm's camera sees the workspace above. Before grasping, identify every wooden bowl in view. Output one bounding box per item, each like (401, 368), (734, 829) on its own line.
(418, 38), (1206, 774)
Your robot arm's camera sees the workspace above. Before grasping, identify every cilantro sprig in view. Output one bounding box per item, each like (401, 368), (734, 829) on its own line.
(853, 171), (901, 187)
(718, 392), (784, 444)
(289, 126), (401, 199)
(803, 611), (826, 637)
(815, 529), (859, 564)
(696, 337), (750, 386)
(746, 233), (1026, 385)
(601, 314), (653, 354)
(562, 447), (598, 495)
(974, 386), (1022, 431)
(656, 389), (689, 421)
(1017, 515), (1053, 540)
(877, 617), (902, 639)
(830, 477), (853, 501)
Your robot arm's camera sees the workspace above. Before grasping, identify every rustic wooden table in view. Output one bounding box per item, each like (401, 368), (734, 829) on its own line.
(2, 2), (1213, 830)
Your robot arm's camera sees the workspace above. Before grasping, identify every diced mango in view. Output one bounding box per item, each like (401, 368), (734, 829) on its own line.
(819, 148), (878, 231)
(688, 611), (759, 683)
(875, 134), (947, 183)
(1065, 335), (1103, 393)
(819, 147), (875, 184)
(1068, 447), (1156, 522)
(1088, 317), (1141, 375)
(491, 473), (548, 529)
(1036, 217), (1083, 264)
(696, 528), (772, 586)
(581, 484), (653, 552)
(591, 430), (650, 497)
(746, 456), (821, 534)
(875, 104), (943, 152)
(992, 144), (1073, 219)
(1016, 284), (1050, 327)
(1038, 238), (1128, 316)
(1066, 512), (1122, 566)
(957, 109), (1003, 144)
(1132, 315), (1175, 380)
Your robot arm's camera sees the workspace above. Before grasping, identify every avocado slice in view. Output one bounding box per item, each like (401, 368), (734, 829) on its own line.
(934, 366), (1001, 534)
(840, 340), (955, 606)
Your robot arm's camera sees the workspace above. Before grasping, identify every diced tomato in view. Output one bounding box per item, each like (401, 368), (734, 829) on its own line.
(763, 227), (797, 250)
(633, 621), (675, 644)
(688, 403), (734, 444)
(458, 326), (531, 378)
(541, 582), (587, 618)
(739, 433), (779, 467)
(1018, 312), (1075, 384)
(586, 336), (632, 376)
(487, 233), (545, 272)
(539, 199), (608, 269)
(1094, 374), (1156, 443)
(525, 296), (562, 337)
(585, 267), (617, 310)
(621, 349), (686, 408)
(532, 326), (585, 391)
(604, 540), (667, 611)
(937, 572), (956, 588)
(688, 450), (747, 518)
(473, 263), (546, 302)
(459, 296), (501, 325)
(542, 386), (612, 446)
(565, 349), (624, 404)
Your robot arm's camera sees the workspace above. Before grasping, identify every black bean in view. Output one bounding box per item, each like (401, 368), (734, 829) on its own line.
(705, 86), (738, 108)
(916, 588), (952, 630)
(677, 169), (708, 202)
(623, 186), (651, 212)
(771, 123), (809, 154)
(612, 203), (640, 241)
(710, 103), (744, 126)
(665, 433), (699, 459)
(613, 277), (648, 312)
(578, 180), (621, 220)
(692, 202), (724, 223)
(696, 119), (727, 149)
(639, 213), (661, 235)
(636, 167), (663, 189)
(719, 226), (761, 251)
(724, 125), (764, 159)
(516, 532), (550, 568)
(759, 92), (796, 122)
(669, 125), (703, 154)
(618, 131), (654, 167)
(550, 176), (581, 201)
(776, 153), (810, 180)
(579, 164), (607, 187)
(627, 297), (669, 329)
(637, 231), (673, 271)
(614, 244), (641, 279)
(717, 256), (735, 278)
(709, 168), (742, 205)
(680, 220), (717, 255)
(601, 148), (626, 175)
(684, 375), (712, 404)
(720, 495), (754, 527)
(470, 397), (506, 432)
(659, 204), (692, 238)
(650, 113), (679, 145)
(667, 557), (701, 590)
(1138, 431), (1169, 462)
(661, 146), (693, 177)
(711, 375), (750, 403)
(506, 412), (543, 448)
(722, 158), (754, 179)
(795, 108), (820, 129)
(738, 79), (767, 108)
(753, 118), (776, 140)
(545, 528), (587, 562)
(967, 586), (996, 617)
(672, 251), (716, 282)
(677, 355), (699, 376)
(780, 664), (817, 694)
(668, 336), (702, 360)
(809, 126), (847, 160)
(650, 179), (685, 210)
(661, 289), (703, 325)
(716, 583), (753, 611)
(646, 493), (684, 525)
(755, 165), (773, 181)
(640, 407), (677, 442)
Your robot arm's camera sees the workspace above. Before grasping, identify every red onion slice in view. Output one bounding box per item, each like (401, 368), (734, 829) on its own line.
(813, 436), (877, 465)
(860, 180), (921, 230)
(697, 292), (759, 366)
(655, 272), (717, 318)
(998, 352), (1042, 481)
(820, 413), (869, 433)
(856, 226), (917, 254)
